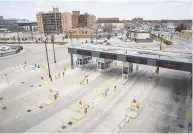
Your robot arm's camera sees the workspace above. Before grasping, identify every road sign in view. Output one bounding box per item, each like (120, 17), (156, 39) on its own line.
(77, 49), (92, 56)
(100, 53), (117, 60)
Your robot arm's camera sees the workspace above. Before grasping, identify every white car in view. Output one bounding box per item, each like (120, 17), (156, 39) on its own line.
(0, 45), (10, 51)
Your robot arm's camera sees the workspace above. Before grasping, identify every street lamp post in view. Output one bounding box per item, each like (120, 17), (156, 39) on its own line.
(170, 33), (173, 42)
(17, 32), (20, 47)
(44, 40), (52, 81)
(3, 31), (6, 45)
(51, 35), (56, 63)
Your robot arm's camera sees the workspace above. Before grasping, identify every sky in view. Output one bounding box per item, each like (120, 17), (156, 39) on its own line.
(0, 0), (192, 21)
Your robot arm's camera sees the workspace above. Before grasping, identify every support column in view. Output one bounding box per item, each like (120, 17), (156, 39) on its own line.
(71, 53), (74, 69)
(156, 67), (159, 74)
(129, 63), (133, 73)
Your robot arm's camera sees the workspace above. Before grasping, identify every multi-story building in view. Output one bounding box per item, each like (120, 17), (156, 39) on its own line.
(18, 22), (37, 32)
(61, 12), (72, 34)
(0, 16), (4, 29)
(71, 11), (96, 28)
(71, 11), (80, 29)
(69, 28), (96, 38)
(36, 7), (72, 35)
(3, 18), (18, 31)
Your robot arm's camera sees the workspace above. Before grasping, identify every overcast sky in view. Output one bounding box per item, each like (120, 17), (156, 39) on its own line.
(0, 0), (192, 21)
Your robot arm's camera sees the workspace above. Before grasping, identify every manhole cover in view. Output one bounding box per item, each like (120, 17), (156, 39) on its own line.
(30, 85), (33, 87)
(68, 122), (73, 125)
(27, 110), (31, 112)
(39, 85), (42, 87)
(178, 124), (184, 128)
(39, 106), (43, 109)
(2, 107), (7, 110)
(21, 82), (24, 84)
(0, 97), (3, 100)
(62, 126), (66, 129)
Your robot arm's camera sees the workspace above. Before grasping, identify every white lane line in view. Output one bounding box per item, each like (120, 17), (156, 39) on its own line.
(141, 105), (178, 118)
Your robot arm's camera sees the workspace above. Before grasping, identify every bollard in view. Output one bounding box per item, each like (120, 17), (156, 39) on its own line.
(114, 85), (116, 91)
(63, 72), (65, 77)
(84, 107), (87, 114)
(86, 79), (88, 84)
(50, 77), (53, 82)
(54, 95), (57, 100)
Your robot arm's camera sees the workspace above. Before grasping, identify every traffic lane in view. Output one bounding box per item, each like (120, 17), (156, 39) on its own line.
(0, 44), (68, 71)
(0, 59), (71, 105)
(0, 68), (110, 132)
(121, 69), (190, 133)
(67, 67), (149, 133)
(0, 68), (94, 128)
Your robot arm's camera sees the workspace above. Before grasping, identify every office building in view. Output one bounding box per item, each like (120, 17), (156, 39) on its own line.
(0, 16), (4, 29)
(71, 11), (96, 28)
(36, 7), (72, 35)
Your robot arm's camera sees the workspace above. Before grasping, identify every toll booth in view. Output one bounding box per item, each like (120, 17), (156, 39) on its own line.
(122, 62), (133, 79)
(76, 55), (92, 68)
(97, 58), (113, 73)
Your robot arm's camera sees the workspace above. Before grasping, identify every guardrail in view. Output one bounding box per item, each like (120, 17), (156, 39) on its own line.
(0, 46), (23, 57)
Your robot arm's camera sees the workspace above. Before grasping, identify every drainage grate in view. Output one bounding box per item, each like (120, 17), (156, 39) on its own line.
(39, 106), (43, 109)
(30, 85), (33, 87)
(62, 126), (66, 129)
(68, 121), (73, 125)
(178, 124), (184, 128)
(2, 107), (7, 110)
(27, 110), (31, 112)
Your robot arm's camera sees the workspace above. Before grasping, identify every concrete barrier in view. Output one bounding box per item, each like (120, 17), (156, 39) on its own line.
(136, 39), (153, 43)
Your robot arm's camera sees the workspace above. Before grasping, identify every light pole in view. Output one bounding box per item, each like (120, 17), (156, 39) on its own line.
(51, 35), (56, 63)
(160, 34), (164, 51)
(17, 32), (20, 46)
(44, 38), (52, 81)
(170, 33), (173, 42)
(3, 31), (6, 45)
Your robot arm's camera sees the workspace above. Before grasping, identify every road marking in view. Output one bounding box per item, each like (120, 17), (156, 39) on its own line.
(141, 105), (178, 117)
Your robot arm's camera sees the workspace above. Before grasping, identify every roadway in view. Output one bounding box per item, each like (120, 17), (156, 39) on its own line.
(0, 43), (70, 71)
(0, 37), (191, 133)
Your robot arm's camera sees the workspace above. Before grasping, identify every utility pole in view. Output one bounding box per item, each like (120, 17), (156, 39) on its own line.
(44, 40), (52, 81)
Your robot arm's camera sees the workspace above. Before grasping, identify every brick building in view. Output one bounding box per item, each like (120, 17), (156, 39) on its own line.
(36, 7), (72, 35)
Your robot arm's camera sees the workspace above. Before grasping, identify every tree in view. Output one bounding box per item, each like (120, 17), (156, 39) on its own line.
(175, 24), (187, 32)
(51, 35), (55, 42)
(103, 24), (113, 32)
(13, 36), (16, 41)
